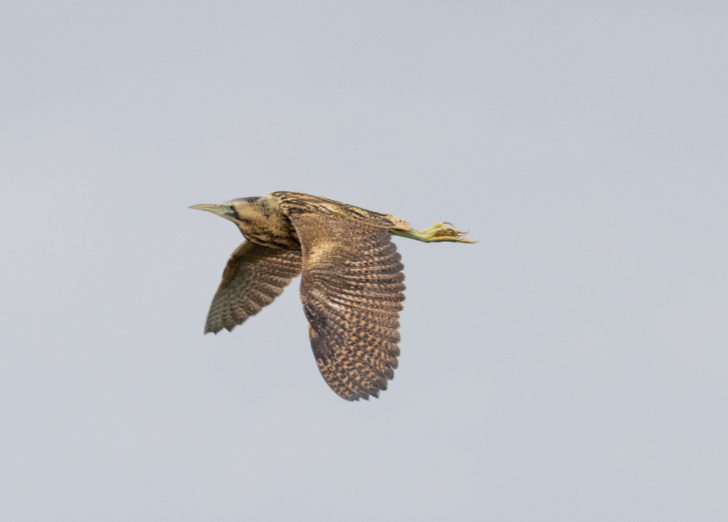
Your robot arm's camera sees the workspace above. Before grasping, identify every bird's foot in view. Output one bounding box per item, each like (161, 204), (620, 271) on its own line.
(393, 222), (475, 243)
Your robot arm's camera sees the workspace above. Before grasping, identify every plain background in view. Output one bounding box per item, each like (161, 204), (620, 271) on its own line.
(2, 2), (727, 521)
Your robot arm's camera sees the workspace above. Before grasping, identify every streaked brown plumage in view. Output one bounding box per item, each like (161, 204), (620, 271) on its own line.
(190, 191), (473, 401)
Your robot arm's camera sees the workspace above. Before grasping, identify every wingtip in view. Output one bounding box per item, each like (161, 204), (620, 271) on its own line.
(204, 325), (222, 335)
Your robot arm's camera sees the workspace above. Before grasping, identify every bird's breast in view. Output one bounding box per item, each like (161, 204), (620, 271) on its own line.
(240, 214), (300, 250)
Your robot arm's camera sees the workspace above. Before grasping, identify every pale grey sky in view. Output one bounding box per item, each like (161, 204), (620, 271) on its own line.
(2, 2), (727, 521)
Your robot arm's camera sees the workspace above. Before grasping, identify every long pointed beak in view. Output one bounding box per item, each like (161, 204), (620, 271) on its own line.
(189, 203), (236, 220)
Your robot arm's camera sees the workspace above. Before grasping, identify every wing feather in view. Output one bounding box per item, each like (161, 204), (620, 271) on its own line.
(288, 215), (406, 401)
(205, 242), (301, 334)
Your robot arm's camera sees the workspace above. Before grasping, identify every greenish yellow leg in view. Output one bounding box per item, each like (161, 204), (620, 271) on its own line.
(392, 222), (475, 243)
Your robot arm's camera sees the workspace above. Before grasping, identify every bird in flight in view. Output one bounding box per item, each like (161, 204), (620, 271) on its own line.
(190, 191), (473, 401)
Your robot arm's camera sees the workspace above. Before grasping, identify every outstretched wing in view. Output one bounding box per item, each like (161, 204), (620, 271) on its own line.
(205, 242), (301, 334)
(288, 214), (405, 400)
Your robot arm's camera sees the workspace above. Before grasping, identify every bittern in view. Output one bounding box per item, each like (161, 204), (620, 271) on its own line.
(190, 191), (473, 401)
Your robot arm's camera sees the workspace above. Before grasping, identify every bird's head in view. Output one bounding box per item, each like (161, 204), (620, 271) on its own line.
(190, 194), (296, 248)
(189, 197), (262, 228)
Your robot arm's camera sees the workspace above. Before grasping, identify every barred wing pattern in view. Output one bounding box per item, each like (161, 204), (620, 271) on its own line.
(288, 214), (406, 400)
(205, 242), (301, 334)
